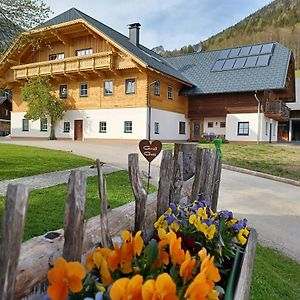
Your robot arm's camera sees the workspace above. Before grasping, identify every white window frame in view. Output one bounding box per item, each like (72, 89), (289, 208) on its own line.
(40, 118), (48, 132)
(125, 79), (136, 94)
(80, 83), (88, 97)
(49, 53), (64, 60)
(63, 122), (70, 133)
(22, 119), (29, 131)
(59, 84), (68, 99)
(104, 80), (113, 96)
(124, 121), (133, 133)
(99, 121), (107, 133)
(76, 48), (93, 56)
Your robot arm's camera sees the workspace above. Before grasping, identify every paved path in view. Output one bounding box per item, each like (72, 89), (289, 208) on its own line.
(0, 165), (121, 196)
(1, 138), (300, 262)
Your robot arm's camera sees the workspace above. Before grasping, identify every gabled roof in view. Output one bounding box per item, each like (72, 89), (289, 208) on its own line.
(166, 42), (292, 95)
(36, 8), (192, 85)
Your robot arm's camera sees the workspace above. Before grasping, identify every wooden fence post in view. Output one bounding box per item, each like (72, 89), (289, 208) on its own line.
(63, 171), (87, 262)
(0, 184), (29, 300)
(128, 153), (147, 233)
(96, 159), (113, 248)
(170, 151), (183, 204)
(157, 150), (173, 218)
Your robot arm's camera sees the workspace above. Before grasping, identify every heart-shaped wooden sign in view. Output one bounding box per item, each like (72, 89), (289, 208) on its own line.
(139, 139), (162, 163)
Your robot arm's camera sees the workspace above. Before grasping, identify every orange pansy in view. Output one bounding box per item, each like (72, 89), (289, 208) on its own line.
(179, 250), (196, 284)
(169, 231), (185, 266)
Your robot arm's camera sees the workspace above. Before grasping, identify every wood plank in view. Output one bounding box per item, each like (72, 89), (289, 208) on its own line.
(63, 171), (87, 262)
(170, 151), (183, 204)
(156, 150), (173, 218)
(0, 184), (29, 300)
(234, 229), (258, 300)
(128, 153), (147, 233)
(96, 159), (113, 248)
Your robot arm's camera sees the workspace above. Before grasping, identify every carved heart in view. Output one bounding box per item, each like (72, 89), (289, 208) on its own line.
(139, 139), (162, 163)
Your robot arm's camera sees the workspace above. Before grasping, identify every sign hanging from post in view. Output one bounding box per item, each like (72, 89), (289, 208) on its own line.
(139, 139), (162, 162)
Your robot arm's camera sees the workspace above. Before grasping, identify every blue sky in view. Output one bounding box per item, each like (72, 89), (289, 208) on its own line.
(43, 0), (272, 50)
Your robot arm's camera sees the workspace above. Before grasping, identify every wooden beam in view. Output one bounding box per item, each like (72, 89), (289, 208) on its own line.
(7, 59), (19, 65)
(51, 31), (71, 45)
(81, 23), (97, 39)
(93, 70), (104, 78)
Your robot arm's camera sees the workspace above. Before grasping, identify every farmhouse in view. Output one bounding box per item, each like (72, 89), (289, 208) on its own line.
(0, 91), (11, 136)
(0, 8), (295, 142)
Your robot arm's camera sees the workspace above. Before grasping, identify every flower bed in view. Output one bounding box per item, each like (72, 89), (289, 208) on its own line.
(46, 201), (250, 300)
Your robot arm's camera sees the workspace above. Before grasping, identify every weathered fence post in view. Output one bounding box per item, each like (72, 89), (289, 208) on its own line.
(63, 171), (87, 262)
(96, 159), (113, 248)
(0, 184), (29, 300)
(170, 151), (183, 204)
(128, 153), (147, 233)
(174, 143), (197, 180)
(157, 150), (173, 218)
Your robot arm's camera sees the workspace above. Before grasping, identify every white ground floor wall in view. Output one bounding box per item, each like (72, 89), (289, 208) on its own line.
(11, 108), (190, 141)
(225, 113), (278, 142)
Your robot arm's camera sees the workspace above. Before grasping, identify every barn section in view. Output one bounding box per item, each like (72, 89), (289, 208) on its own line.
(166, 42), (295, 142)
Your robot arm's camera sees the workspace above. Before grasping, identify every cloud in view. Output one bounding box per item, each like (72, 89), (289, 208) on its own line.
(43, 0), (272, 50)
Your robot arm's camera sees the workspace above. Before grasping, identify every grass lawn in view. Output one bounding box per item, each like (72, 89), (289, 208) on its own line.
(0, 171), (155, 240)
(250, 244), (300, 299)
(0, 144), (94, 180)
(163, 143), (300, 181)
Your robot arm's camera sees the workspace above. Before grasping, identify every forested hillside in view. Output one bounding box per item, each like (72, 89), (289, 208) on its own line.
(155, 0), (300, 69)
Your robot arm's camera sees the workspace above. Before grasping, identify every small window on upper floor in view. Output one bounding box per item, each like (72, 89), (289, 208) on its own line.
(154, 81), (160, 96)
(80, 83), (88, 97)
(76, 48), (93, 56)
(49, 53), (65, 60)
(59, 85), (68, 99)
(168, 86), (173, 100)
(104, 80), (113, 96)
(125, 79), (136, 94)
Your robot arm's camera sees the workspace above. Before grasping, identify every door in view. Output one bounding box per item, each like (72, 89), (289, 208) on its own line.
(277, 122), (289, 142)
(191, 120), (202, 141)
(74, 120), (83, 141)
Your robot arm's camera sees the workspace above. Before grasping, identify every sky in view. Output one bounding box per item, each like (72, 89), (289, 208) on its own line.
(42, 0), (273, 50)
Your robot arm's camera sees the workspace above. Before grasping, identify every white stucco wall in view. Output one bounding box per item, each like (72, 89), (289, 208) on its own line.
(203, 117), (226, 136)
(150, 108), (189, 141)
(11, 108), (189, 141)
(225, 113), (278, 142)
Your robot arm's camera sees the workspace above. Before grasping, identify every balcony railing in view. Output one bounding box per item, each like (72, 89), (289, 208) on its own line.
(12, 51), (113, 80)
(265, 101), (290, 120)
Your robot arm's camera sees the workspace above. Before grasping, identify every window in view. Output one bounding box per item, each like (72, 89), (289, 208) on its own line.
(179, 122), (186, 135)
(154, 81), (160, 96)
(208, 122), (214, 128)
(5, 109), (9, 116)
(99, 121), (107, 133)
(265, 122), (268, 136)
(154, 122), (159, 134)
(124, 121), (132, 133)
(104, 81), (113, 96)
(63, 122), (70, 133)
(49, 53), (64, 60)
(76, 48), (93, 56)
(80, 83), (88, 97)
(237, 122), (249, 136)
(167, 86), (173, 100)
(59, 85), (68, 99)
(22, 119), (29, 131)
(40, 118), (48, 132)
(220, 121), (226, 128)
(125, 79), (136, 94)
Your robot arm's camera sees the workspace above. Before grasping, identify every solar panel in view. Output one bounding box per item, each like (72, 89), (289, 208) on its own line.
(228, 48), (241, 58)
(233, 57), (247, 69)
(249, 45), (262, 55)
(212, 60), (226, 71)
(219, 49), (230, 59)
(223, 59), (236, 70)
(260, 43), (274, 54)
(245, 56), (258, 67)
(256, 55), (271, 66)
(239, 46), (251, 57)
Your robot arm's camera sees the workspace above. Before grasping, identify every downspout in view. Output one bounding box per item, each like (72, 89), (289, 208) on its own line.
(254, 93), (261, 144)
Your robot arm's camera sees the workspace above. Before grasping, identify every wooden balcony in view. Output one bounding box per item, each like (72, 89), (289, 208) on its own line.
(12, 52), (113, 80)
(265, 101), (290, 121)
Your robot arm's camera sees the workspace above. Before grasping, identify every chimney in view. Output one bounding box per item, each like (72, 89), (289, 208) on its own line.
(128, 23), (141, 46)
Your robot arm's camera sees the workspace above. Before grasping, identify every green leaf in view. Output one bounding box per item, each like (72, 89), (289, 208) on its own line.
(145, 239), (158, 266)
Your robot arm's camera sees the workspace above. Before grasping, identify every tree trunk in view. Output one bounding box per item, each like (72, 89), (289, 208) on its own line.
(49, 119), (56, 140)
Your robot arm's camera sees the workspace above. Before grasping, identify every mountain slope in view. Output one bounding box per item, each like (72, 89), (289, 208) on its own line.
(155, 0), (300, 69)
